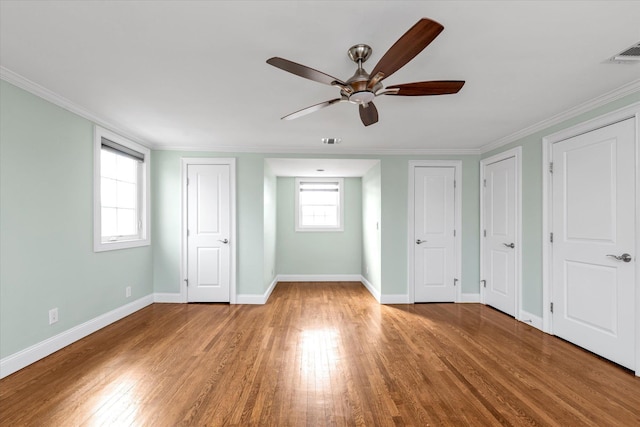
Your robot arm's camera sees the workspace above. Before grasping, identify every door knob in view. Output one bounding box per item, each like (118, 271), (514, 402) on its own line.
(219, 239), (229, 244)
(416, 239), (427, 245)
(606, 253), (632, 262)
(503, 243), (515, 249)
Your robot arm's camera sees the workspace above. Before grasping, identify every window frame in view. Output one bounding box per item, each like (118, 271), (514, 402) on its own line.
(295, 177), (344, 232)
(93, 126), (151, 252)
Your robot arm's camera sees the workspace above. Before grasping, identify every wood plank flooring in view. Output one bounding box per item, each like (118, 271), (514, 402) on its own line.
(1, 282), (639, 426)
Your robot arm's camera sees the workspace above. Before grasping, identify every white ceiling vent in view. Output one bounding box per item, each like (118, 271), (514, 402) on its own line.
(610, 42), (640, 63)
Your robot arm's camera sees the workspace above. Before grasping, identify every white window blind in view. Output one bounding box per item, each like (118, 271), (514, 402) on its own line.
(100, 143), (141, 241)
(295, 178), (344, 231)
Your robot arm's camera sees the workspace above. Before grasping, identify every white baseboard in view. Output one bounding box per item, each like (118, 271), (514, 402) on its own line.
(155, 276), (279, 305)
(461, 293), (481, 303)
(380, 294), (410, 304)
(235, 294), (266, 304)
(277, 274), (362, 282)
(518, 309), (543, 331)
(154, 292), (184, 303)
(263, 276), (278, 302)
(360, 276), (381, 302)
(236, 276), (279, 304)
(0, 294), (153, 379)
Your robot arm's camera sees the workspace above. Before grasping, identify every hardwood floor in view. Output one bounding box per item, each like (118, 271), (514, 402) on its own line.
(1, 282), (639, 426)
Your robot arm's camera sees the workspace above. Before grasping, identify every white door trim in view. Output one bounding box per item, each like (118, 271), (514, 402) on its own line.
(480, 146), (522, 319)
(542, 102), (640, 375)
(181, 158), (237, 304)
(408, 160), (462, 303)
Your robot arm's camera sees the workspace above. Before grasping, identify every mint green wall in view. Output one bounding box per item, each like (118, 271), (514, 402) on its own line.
(483, 93), (640, 317)
(0, 81), (153, 359)
(263, 163), (277, 287)
(362, 162), (381, 291)
(461, 158), (481, 294)
(276, 177), (363, 275)
(237, 155), (267, 294)
(151, 151), (182, 293)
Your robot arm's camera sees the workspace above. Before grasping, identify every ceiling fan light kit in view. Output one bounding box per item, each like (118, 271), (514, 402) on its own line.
(267, 18), (465, 127)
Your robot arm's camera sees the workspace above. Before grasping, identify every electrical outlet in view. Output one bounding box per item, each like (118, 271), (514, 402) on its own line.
(49, 308), (58, 325)
(126, 286), (132, 298)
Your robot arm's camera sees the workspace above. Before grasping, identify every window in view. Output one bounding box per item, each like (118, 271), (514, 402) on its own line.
(295, 177), (344, 231)
(94, 126), (150, 252)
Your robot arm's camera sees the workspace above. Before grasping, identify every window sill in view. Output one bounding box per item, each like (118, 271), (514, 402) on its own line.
(295, 227), (344, 232)
(94, 238), (150, 252)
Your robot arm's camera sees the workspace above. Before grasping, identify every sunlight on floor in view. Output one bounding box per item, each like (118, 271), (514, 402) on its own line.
(88, 371), (140, 424)
(300, 328), (340, 379)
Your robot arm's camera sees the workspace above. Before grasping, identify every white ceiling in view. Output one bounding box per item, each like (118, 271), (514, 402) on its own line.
(1, 1), (639, 154)
(266, 158), (379, 177)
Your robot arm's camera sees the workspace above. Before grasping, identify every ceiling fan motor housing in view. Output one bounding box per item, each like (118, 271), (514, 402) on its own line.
(344, 45), (381, 105)
(344, 67), (380, 103)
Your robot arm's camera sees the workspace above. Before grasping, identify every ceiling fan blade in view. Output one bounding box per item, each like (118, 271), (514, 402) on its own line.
(267, 57), (346, 86)
(282, 98), (343, 121)
(369, 18), (444, 83)
(359, 102), (379, 127)
(384, 80), (465, 96)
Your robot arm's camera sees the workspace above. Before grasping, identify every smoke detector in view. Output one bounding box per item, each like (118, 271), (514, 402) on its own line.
(610, 42), (640, 63)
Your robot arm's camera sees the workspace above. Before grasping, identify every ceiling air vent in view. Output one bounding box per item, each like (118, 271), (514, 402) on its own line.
(610, 42), (640, 63)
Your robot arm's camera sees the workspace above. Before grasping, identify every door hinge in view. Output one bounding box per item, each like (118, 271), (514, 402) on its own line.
(453, 229), (456, 237)
(549, 162), (553, 174)
(483, 178), (486, 187)
(550, 302), (554, 313)
(483, 229), (487, 237)
(454, 278), (458, 286)
(550, 232), (553, 243)
(480, 279), (486, 288)
(454, 180), (457, 188)
(184, 278), (189, 287)
(187, 177), (190, 186)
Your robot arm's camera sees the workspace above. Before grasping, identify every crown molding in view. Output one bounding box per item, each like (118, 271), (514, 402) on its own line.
(1, 66), (151, 148)
(154, 144), (481, 156)
(480, 79), (640, 154)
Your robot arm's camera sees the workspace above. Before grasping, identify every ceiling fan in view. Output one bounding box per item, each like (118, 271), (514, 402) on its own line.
(266, 18), (465, 127)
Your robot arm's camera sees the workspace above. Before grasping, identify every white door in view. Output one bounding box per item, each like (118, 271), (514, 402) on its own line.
(483, 156), (517, 316)
(414, 167), (457, 302)
(552, 118), (635, 369)
(187, 164), (232, 302)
